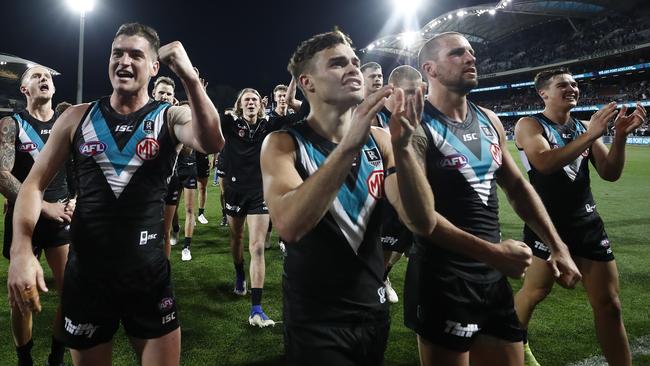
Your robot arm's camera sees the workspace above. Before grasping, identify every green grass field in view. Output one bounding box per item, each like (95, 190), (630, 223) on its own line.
(0, 142), (648, 365)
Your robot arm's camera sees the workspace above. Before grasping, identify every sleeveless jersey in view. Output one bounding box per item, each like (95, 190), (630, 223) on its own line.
(10, 110), (68, 203)
(70, 97), (175, 269)
(416, 101), (503, 283)
(283, 121), (389, 325)
(376, 106), (391, 129)
(517, 113), (603, 235)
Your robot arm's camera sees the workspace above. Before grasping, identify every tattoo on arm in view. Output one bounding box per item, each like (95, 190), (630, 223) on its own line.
(0, 118), (21, 201)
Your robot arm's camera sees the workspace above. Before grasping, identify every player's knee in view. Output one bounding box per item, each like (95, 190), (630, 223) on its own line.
(592, 294), (623, 319)
(249, 240), (265, 257)
(525, 285), (552, 304)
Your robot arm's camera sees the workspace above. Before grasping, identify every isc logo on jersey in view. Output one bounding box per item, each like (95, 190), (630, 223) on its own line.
(438, 154), (468, 169)
(79, 141), (107, 156)
(136, 138), (160, 160)
(18, 142), (37, 152)
(367, 170), (384, 200)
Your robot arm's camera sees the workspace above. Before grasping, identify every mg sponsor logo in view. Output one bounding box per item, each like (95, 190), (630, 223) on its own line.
(438, 154), (468, 169)
(490, 143), (502, 166)
(444, 320), (480, 338)
(367, 170), (384, 200)
(79, 141), (106, 156)
(18, 142), (37, 152)
(136, 138), (160, 160)
(64, 317), (99, 338)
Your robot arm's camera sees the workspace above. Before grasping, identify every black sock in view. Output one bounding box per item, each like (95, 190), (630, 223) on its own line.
(183, 237), (192, 249)
(234, 261), (245, 279)
(16, 339), (33, 366)
(48, 336), (65, 365)
(383, 265), (393, 281)
(251, 288), (263, 306)
(198, 208), (205, 216)
(172, 224), (180, 233)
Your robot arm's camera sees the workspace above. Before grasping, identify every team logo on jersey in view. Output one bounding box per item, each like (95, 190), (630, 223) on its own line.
(490, 144), (502, 166)
(143, 120), (154, 133)
(438, 153), (468, 169)
(79, 141), (107, 156)
(363, 147), (382, 167)
(481, 126), (494, 137)
(367, 170), (384, 200)
(18, 142), (37, 152)
(158, 297), (175, 313)
(136, 138), (160, 160)
(238, 129), (245, 138)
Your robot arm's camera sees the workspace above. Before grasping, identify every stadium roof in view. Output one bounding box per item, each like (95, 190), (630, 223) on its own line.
(0, 53), (61, 83)
(362, 0), (644, 58)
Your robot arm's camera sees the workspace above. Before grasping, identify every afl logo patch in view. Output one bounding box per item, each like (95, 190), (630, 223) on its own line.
(158, 297), (175, 313)
(18, 142), (37, 152)
(438, 154), (468, 169)
(136, 138), (160, 160)
(79, 141), (107, 156)
(490, 144), (502, 166)
(367, 170), (384, 200)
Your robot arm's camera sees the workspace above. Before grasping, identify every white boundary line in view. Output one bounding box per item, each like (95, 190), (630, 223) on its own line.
(567, 335), (650, 366)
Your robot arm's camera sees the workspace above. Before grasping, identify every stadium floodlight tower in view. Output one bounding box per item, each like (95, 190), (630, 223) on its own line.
(67, 0), (95, 104)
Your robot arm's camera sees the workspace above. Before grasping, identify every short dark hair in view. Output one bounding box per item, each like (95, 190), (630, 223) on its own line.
(361, 62), (381, 74)
(273, 84), (288, 95)
(534, 68), (572, 92)
(417, 32), (464, 70)
(55, 102), (72, 115)
(288, 29), (353, 80)
(114, 23), (160, 57)
(153, 76), (175, 90)
(388, 65), (422, 87)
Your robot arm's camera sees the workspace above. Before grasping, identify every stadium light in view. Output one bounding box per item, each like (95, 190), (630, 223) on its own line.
(489, 9), (496, 15)
(391, 0), (422, 16)
(67, 0), (95, 104)
(401, 32), (418, 47)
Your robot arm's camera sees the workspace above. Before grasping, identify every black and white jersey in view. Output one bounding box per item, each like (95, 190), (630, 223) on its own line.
(376, 106), (391, 129)
(10, 110), (68, 203)
(70, 97), (176, 267)
(220, 113), (290, 191)
(282, 121), (389, 325)
(517, 113), (602, 232)
(416, 101), (503, 284)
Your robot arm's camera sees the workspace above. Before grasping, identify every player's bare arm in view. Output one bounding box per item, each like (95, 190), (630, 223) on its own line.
(161, 41), (224, 153)
(378, 87), (436, 236)
(515, 102), (618, 174)
(6, 105), (84, 315)
(485, 107), (581, 288)
(589, 101), (647, 181)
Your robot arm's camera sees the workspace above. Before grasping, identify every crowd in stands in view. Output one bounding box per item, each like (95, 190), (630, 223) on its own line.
(476, 13), (650, 75)
(473, 79), (649, 113)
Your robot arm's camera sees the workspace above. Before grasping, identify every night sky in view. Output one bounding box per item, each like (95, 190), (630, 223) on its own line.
(4, 0), (484, 106)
